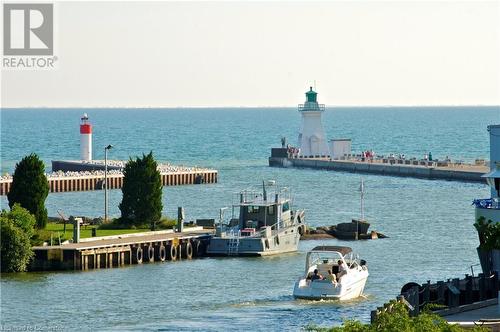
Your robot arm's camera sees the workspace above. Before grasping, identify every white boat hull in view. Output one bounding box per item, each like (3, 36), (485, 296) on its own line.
(293, 269), (368, 300)
(207, 225), (301, 256)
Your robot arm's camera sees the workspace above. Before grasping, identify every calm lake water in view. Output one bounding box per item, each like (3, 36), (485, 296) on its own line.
(1, 107), (499, 331)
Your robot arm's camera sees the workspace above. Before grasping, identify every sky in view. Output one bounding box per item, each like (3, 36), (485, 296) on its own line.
(1, 1), (500, 108)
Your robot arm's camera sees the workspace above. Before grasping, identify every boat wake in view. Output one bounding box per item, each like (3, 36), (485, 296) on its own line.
(294, 293), (373, 306)
(229, 295), (295, 308)
(228, 292), (372, 310)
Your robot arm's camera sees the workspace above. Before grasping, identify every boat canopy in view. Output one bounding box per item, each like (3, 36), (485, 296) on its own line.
(311, 246), (352, 256)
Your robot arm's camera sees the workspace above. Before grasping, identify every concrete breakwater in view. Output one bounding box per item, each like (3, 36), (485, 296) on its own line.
(0, 160), (218, 195)
(269, 153), (487, 183)
(0, 170), (217, 195)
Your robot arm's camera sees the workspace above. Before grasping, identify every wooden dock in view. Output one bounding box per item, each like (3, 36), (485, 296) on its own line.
(0, 170), (218, 196)
(31, 228), (213, 271)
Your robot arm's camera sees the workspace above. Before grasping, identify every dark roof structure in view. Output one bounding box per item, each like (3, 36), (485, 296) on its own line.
(311, 246), (352, 256)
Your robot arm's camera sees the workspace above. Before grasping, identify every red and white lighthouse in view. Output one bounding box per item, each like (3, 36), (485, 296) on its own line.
(80, 113), (92, 161)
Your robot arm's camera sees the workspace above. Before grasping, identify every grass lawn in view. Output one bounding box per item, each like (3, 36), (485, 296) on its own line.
(44, 222), (150, 240)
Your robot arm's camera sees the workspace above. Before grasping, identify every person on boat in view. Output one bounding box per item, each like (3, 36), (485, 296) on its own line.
(311, 269), (323, 281)
(338, 260), (347, 272)
(326, 269), (337, 285)
(337, 260), (348, 280)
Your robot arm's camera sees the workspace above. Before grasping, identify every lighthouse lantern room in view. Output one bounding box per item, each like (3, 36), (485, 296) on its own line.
(80, 113), (93, 161)
(297, 87), (330, 158)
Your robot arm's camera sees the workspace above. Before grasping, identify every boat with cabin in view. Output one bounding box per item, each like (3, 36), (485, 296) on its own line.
(293, 246), (369, 300)
(206, 181), (306, 256)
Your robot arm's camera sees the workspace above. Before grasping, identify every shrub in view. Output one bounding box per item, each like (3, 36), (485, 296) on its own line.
(7, 153), (49, 229)
(99, 218), (136, 230)
(305, 301), (487, 332)
(0, 205), (36, 272)
(157, 217), (177, 229)
(31, 229), (53, 246)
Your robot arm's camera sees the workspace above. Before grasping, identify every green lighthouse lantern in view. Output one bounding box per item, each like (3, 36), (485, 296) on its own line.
(306, 87), (317, 103)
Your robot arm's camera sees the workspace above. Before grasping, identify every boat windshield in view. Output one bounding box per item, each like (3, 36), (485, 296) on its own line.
(306, 251), (344, 269)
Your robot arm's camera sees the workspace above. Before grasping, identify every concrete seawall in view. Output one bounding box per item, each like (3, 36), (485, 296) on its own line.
(269, 157), (487, 183)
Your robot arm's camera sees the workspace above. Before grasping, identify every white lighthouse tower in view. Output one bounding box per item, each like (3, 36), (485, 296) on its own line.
(297, 87), (330, 158)
(80, 113), (92, 161)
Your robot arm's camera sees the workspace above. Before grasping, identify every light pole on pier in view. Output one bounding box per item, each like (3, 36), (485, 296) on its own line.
(104, 145), (114, 222)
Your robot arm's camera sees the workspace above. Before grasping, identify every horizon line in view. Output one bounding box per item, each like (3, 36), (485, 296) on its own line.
(2, 104), (500, 110)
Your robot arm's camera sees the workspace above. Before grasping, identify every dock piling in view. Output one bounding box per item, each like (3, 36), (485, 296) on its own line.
(177, 207), (185, 233)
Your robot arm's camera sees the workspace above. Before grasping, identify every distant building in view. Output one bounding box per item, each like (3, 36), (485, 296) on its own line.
(297, 87), (329, 158)
(485, 125), (500, 199)
(475, 124), (499, 222)
(330, 139), (352, 160)
(475, 124), (500, 276)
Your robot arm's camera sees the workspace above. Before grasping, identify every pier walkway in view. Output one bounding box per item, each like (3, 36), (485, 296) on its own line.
(445, 302), (500, 330)
(269, 150), (488, 183)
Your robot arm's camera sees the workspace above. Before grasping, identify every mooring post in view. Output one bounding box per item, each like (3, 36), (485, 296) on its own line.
(437, 281), (445, 305)
(412, 286), (420, 316)
(479, 273), (487, 301)
(84, 255), (88, 271)
(377, 306), (384, 317)
(492, 271), (499, 294)
(72, 217), (82, 243)
(423, 280), (430, 306)
(451, 278), (460, 307)
(465, 274), (473, 304)
(177, 207), (185, 233)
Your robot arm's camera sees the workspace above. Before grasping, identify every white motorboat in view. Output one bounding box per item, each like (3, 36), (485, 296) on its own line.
(207, 181), (306, 256)
(293, 246), (369, 300)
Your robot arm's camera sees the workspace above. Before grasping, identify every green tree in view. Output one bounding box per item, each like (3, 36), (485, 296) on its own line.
(119, 152), (163, 228)
(1, 204), (36, 272)
(7, 153), (49, 229)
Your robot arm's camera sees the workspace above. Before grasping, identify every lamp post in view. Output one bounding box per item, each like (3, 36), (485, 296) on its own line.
(104, 145), (113, 222)
(357, 178), (366, 241)
(218, 207), (228, 236)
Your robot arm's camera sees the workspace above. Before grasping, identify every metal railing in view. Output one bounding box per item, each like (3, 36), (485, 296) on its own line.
(298, 103), (325, 111)
(232, 187), (292, 206)
(222, 222), (282, 239)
